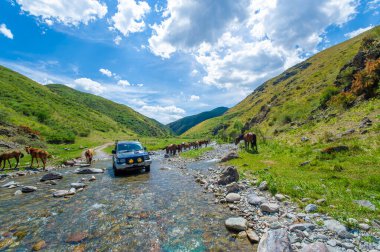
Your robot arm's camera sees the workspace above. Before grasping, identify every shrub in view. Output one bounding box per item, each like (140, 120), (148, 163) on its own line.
(35, 111), (50, 123)
(0, 109), (9, 124)
(46, 130), (76, 144)
(320, 86), (339, 108)
(281, 114), (292, 124)
(329, 92), (356, 109)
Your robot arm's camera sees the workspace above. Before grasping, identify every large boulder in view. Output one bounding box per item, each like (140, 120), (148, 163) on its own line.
(226, 182), (241, 193)
(221, 152), (239, 162)
(225, 217), (248, 232)
(217, 166), (239, 185)
(258, 228), (291, 252)
(324, 219), (347, 234)
(40, 172), (63, 182)
(75, 168), (104, 174)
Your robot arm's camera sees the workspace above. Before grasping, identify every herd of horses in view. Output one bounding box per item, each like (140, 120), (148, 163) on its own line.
(0, 132), (257, 171)
(0, 147), (95, 171)
(163, 140), (210, 155)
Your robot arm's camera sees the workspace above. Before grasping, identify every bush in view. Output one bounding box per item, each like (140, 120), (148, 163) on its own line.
(320, 86), (340, 108)
(35, 111), (50, 123)
(0, 109), (9, 124)
(329, 92), (356, 109)
(46, 130), (76, 144)
(281, 114), (292, 124)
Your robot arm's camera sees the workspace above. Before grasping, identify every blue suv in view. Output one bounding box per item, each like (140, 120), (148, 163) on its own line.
(112, 141), (152, 176)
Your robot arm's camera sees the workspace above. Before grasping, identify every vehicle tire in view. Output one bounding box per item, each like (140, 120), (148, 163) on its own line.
(113, 165), (121, 176)
(145, 165), (150, 172)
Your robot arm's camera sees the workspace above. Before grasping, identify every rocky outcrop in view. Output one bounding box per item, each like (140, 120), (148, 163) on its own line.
(217, 166), (239, 185)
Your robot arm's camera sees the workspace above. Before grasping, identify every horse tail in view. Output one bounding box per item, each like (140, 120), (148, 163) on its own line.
(20, 153), (24, 158)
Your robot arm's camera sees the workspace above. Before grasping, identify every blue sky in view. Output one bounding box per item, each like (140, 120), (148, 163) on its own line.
(0, 0), (379, 124)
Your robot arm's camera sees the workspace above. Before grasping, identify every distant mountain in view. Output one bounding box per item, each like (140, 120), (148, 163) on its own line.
(0, 66), (171, 145)
(168, 107), (228, 135)
(183, 26), (380, 139)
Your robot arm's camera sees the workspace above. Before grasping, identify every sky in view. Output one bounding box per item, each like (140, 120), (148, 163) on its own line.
(0, 0), (379, 124)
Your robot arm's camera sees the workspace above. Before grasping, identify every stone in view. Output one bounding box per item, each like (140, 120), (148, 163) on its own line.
(40, 172), (63, 182)
(321, 145), (349, 154)
(305, 204), (318, 213)
(53, 190), (70, 197)
(226, 193), (241, 203)
(359, 223), (370, 231)
(237, 231), (247, 239)
(315, 198), (326, 205)
(299, 161), (311, 167)
(70, 183), (87, 189)
(246, 229), (260, 243)
(301, 242), (328, 252)
(275, 194), (286, 201)
(65, 232), (88, 243)
(353, 200), (376, 210)
(226, 182), (240, 193)
(1, 181), (18, 188)
(16, 172), (26, 176)
(217, 166), (239, 185)
(46, 180), (57, 185)
(260, 203), (280, 213)
(225, 217), (248, 232)
(32, 240), (46, 251)
(0, 238), (13, 250)
(89, 176), (96, 181)
(75, 168), (104, 174)
(247, 193), (266, 206)
(64, 160), (75, 166)
(301, 136), (309, 142)
(258, 228), (291, 252)
(258, 181), (268, 191)
(221, 152), (239, 162)
(14, 190), (22, 195)
(327, 240), (337, 247)
(69, 188), (76, 195)
(21, 186), (37, 193)
(324, 219), (347, 234)
(359, 117), (372, 128)
(289, 223), (315, 232)
(342, 242), (355, 249)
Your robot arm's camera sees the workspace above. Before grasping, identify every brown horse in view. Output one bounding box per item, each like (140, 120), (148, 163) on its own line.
(85, 149), (94, 164)
(183, 142), (190, 151)
(163, 144), (178, 155)
(0, 150), (24, 170)
(25, 146), (51, 170)
(235, 133), (257, 151)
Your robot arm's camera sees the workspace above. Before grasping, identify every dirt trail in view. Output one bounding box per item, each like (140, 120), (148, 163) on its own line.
(81, 142), (113, 161)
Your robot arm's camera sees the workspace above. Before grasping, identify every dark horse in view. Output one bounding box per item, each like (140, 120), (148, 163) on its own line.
(235, 132), (257, 151)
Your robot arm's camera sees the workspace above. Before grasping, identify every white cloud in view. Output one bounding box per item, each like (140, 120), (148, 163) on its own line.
(149, 0), (358, 91)
(111, 0), (150, 37)
(136, 83), (144, 87)
(15, 0), (107, 26)
(114, 35), (122, 45)
(72, 78), (105, 95)
(189, 95), (200, 101)
(345, 25), (374, 38)
(0, 24), (13, 39)
(190, 69), (198, 76)
(118, 79), (131, 87)
(99, 68), (112, 77)
(138, 105), (185, 124)
(99, 68), (113, 77)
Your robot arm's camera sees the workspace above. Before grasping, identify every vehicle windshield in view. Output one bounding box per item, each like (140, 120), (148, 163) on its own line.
(117, 143), (144, 152)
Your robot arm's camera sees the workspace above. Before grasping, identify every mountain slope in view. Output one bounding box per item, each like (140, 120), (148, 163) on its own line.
(167, 107), (228, 135)
(47, 84), (172, 137)
(183, 26), (380, 141)
(0, 65), (171, 145)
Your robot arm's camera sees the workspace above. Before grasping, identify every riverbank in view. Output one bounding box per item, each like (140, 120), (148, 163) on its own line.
(161, 143), (380, 251)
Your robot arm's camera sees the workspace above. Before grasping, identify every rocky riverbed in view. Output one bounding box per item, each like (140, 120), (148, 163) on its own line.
(161, 143), (380, 252)
(0, 143), (379, 251)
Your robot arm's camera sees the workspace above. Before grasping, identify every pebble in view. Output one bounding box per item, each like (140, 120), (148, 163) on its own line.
(32, 240), (46, 251)
(225, 193), (241, 203)
(225, 217), (247, 231)
(305, 204), (318, 213)
(260, 203), (279, 213)
(14, 190), (22, 195)
(246, 229), (260, 243)
(258, 181), (268, 191)
(89, 176), (96, 181)
(21, 186), (37, 193)
(275, 194), (286, 201)
(359, 223), (370, 231)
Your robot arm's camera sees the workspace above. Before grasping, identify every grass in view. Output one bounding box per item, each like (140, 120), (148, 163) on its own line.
(227, 137), (380, 221)
(180, 147), (214, 159)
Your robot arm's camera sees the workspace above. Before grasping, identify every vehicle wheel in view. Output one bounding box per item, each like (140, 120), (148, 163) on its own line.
(145, 165), (150, 172)
(113, 165), (121, 176)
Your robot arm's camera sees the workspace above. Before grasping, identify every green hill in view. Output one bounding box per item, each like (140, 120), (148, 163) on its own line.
(0, 65), (171, 146)
(182, 26), (380, 221)
(167, 107), (228, 135)
(183, 26), (380, 140)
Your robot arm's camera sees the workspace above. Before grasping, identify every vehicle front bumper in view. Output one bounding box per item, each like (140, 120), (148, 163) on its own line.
(113, 160), (152, 170)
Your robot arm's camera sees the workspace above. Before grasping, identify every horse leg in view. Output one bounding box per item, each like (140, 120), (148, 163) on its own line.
(42, 158), (46, 171)
(15, 157), (19, 169)
(8, 159), (12, 169)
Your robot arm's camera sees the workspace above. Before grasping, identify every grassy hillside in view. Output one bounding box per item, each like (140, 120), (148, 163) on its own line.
(183, 26), (380, 221)
(0, 66), (170, 149)
(47, 84), (172, 137)
(168, 107), (228, 135)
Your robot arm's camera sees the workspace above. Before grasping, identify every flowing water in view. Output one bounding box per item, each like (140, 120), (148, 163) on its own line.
(0, 154), (254, 251)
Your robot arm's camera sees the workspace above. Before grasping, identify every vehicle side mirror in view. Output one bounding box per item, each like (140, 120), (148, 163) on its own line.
(112, 150), (116, 154)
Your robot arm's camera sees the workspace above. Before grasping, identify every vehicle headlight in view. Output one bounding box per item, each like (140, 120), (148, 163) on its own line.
(117, 158), (125, 164)
(137, 157), (143, 163)
(128, 159), (134, 164)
